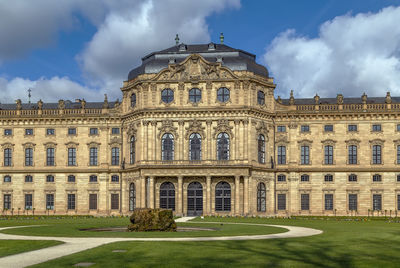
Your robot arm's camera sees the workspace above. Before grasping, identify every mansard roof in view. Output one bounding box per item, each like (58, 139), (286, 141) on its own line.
(127, 43), (269, 80)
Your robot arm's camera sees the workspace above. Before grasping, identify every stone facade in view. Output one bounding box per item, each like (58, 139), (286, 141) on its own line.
(1, 43), (400, 217)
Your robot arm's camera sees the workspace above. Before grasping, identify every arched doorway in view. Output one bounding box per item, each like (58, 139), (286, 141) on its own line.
(160, 182), (175, 211)
(187, 182), (203, 216)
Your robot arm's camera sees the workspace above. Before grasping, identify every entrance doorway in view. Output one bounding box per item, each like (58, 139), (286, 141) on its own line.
(187, 182), (203, 216)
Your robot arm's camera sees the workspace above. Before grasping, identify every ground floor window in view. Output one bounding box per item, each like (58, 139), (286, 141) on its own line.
(348, 194), (357, 211)
(257, 182), (266, 212)
(25, 194), (32, 210)
(325, 194), (333, 210)
(3, 194), (11, 210)
(277, 194), (286, 210)
(373, 194), (382, 211)
(129, 183), (135, 211)
(215, 181), (231, 211)
(46, 194), (54, 210)
(301, 194), (310, 210)
(89, 194), (97, 210)
(398, 195), (400, 211)
(111, 194), (119, 210)
(160, 182), (175, 211)
(68, 194), (76, 210)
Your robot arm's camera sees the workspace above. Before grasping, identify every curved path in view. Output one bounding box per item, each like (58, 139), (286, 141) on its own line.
(0, 220), (322, 268)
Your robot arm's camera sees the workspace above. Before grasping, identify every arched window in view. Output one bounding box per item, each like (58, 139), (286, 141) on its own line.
(161, 88), (174, 103)
(131, 93), (136, 107)
(189, 88), (201, 103)
(217, 132), (229, 160)
(130, 136), (135, 164)
(257, 91), (265, 105)
(215, 181), (231, 211)
(257, 182), (266, 212)
(258, 134), (265, 163)
(217, 87), (230, 102)
(162, 133), (174, 160)
(129, 183), (135, 211)
(189, 133), (201, 161)
(160, 182), (175, 210)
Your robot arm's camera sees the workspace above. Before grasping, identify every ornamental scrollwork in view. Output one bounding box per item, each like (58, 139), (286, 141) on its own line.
(185, 119), (205, 139)
(158, 120), (178, 139)
(213, 119), (233, 139)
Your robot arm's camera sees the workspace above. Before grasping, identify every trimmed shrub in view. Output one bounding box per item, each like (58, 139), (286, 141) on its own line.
(128, 208), (177, 232)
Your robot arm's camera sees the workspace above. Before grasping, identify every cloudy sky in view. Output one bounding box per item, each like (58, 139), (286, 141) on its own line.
(0, 0), (399, 103)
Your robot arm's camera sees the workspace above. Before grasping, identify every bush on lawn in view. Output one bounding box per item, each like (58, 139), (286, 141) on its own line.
(128, 208), (177, 232)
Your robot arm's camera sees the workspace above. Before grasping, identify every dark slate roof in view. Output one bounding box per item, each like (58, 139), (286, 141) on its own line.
(0, 101), (117, 110)
(280, 97), (400, 105)
(127, 43), (269, 80)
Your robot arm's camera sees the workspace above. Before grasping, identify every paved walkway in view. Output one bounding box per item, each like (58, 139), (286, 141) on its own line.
(0, 221), (322, 268)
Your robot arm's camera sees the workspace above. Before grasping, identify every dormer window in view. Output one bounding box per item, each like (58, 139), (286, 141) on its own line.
(257, 91), (265, 105)
(189, 88), (201, 103)
(208, 43), (215, 50)
(161, 88), (174, 103)
(131, 93), (136, 107)
(179, 44), (187, 51)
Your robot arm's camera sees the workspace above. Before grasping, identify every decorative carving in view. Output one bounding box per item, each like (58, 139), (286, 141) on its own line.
(336, 94), (343, 104)
(109, 136), (122, 145)
(81, 99), (86, 109)
(58, 100), (65, 110)
(43, 142), (57, 148)
(385, 92), (392, 104)
(22, 142), (36, 148)
(213, 119), (233, 138)
(362, 93), (367, 104)
(345, 139), (361, 145)
(277, 96), (282, 104)
(1, 143), (14, 149)
(65, 141), (79, 147)
(185, 120), (205, 139)
(297, 139), (313, 144)
(289, 90), (295, 105)
(256, 122), (269, 140)
(16, 99), (22, 110)
(289, 122), (298, 129)
(103, 94), (109, 109)
(369, 139), (385, 145)
(37, 99), (43, 110)
(321, 139), (337, 146)
(158, 120), (178, 139)
(314, 94), (320, 104)
(126, 123), (137, 137)
(87, 142), (101, 147)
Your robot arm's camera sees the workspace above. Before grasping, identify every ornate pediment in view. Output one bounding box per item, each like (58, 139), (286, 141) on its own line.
(109, 137), (122, 146)
(256, 122), (269, 136)
(185, 119), (205, 139)
(213, 119), (233, 139)
(125, 123), (137, 137)
(158, 120), (178, 139)
(154, 54), (238, 82)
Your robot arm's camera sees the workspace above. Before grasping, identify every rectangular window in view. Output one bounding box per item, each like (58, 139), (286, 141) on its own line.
(277, 146), (286, 165)
(3, 194), (11, 210)
(46, 194), (54, 210)
(398, 145), (400, 164)
(348, 145), (357, 164)
(4, 148), (12, 166)
(397, 175), (400, 182)
(89, 175), (98, 182)
(325, 194), (334, 210)
(89, 194), (97, 210)
(372, 145), (381, 164)
(111, 194), (119, 210)
(372, 174), (382, 182)
(277, 175), (286, 182)
(46, 175), (54, 182)
(25, 194), (33, 210)
(25, 175), (33, 182)
(25, 148), (33, 166)
(4, 129), (12, 136)
(68, 175), (75, 183)
(324, 174), (333, 182)
(4, 175), (11, 182)
(300, 145), (309, 165)
(89, 128), (98, 135)
(300, 175), (309, 182)
(372, 124), (382, 132)
(89, 147), (98, 166)
(46, 148), (55, 166)
(67, 194), (76, 210)
(349, 194), (357, 211)
(68, 128), (76, 135)
(46, 128), (55, 135)
(111, 147), (120, 166)
(301, 194), (310, 210)
(277, 125), (286, 132)
(111, 175), (119, 182)
(277, 194), (286, 210)
(25, 129), (33, 135)
(324, 145), (333, 164)
(348, 125), (357, 132)
(397, 124), (400, 132)
(111, 128), (120, 134)
(398, 195), (400, 211)
(300, 125), (310, 132)
(68, 148), (76, 166)
(324, 125), (333, 132)
(373, 194), (382, 211)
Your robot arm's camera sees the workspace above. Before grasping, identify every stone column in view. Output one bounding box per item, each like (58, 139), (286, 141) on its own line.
(243, 120), (248, 160)
(149, 177), (154, 208)
(151, 122), (157, 161)
(179, 121), (184, 161)
(234, 120), (240, 161)
(177, 176), (183, 216)
(235, 176), (240, 215)
(144, 122), (149, 161)
(206, 176), (211, 215)
(141, 176), (146, 208)
(206, 120), (212, 160)
(244, 176), (249, 215)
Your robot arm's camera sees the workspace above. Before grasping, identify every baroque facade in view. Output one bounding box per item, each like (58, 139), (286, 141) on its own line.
(1, 42), (400, 216)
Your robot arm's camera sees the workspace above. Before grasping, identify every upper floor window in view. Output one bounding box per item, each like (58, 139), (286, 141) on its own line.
(300, 174), (309, 182)
(25, 148), (33, 166)
(89, 147), (98, 166)
(324, 145), (333, 165)
(372, 124), (381, 132)
(189, 88), (201, 103)
(46, 175), (54, 182)
(397, 124), (400, 132)
(111, 147), (120, 166)
(4, 129), (12, 136)
(348, 174), (357, 182)
(217, 132), (230, 160)
(4, 175), (11, 182)
(324, 125), (333, 132)
(277, 125), (286, 132)
(67, 175), (76, 183)
(301, 125), (310, 132)
(372, 145), (382, 164)
(130, 136), (135, 164)
(161, 133), (174, 161)
(348, 145), (357, 164)
(68, 128), (76, 135)
(277, 146), (286, 165)
(324, 174), (333, 182)
(189, 133), (201, 161)
(111, 128), (120, 135)
(131, 93), (136, 107)
(161, 88), (174, 103)
(217, 87), (230, 103)
(89, 175), (98, 182)
(300, 145), (310, 165)
(258, 134), (265, 164)
(4, 148), (12, 166)
(372, 174), (382, 182)
(397, 145), (400, 164)
(25, 129), (33, 135)
(257, 91), (265, 105)
(277, 174), (286, 182)
(348, 125), (357, 132)
(25, 175), (33, 182)
(68, 148), (76, 166)
(46, 148), (55, 166)
(111, 175), (119, 182)
(46, 128), (55, 135)
(89, 128), (98, 135)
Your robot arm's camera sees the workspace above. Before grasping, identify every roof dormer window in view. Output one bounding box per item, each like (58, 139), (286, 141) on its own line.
(208, 43), (215, 50)
(179, 44), (187, 52)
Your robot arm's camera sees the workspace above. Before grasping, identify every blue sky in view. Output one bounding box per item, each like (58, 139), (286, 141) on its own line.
(0, 0), (399, 103)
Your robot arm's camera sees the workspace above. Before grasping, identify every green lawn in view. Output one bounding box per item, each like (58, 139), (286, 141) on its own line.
(25, 216), (400, 268)
(0, 240), (63, 258)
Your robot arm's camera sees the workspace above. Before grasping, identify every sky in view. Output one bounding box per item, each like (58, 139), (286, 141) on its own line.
(0, 0), (399, 103)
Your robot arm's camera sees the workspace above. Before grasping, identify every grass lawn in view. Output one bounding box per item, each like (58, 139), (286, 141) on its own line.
(23, 216), (400, 268)
(0, 240), (63, 258)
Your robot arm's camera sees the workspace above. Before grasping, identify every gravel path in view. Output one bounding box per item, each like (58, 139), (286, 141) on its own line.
(0, 219), (322, 268)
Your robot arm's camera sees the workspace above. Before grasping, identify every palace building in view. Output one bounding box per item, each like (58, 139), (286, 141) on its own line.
(1, 41), (400, 217)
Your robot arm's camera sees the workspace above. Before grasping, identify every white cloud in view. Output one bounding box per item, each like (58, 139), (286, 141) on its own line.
(263, 6), (400, 98)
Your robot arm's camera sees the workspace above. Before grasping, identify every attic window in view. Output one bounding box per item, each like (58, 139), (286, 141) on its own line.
(169, 58), (176, 64)
(179, 44), (187, 51)
(216, 56), (223, 63)
(208, 43), (215, 50)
